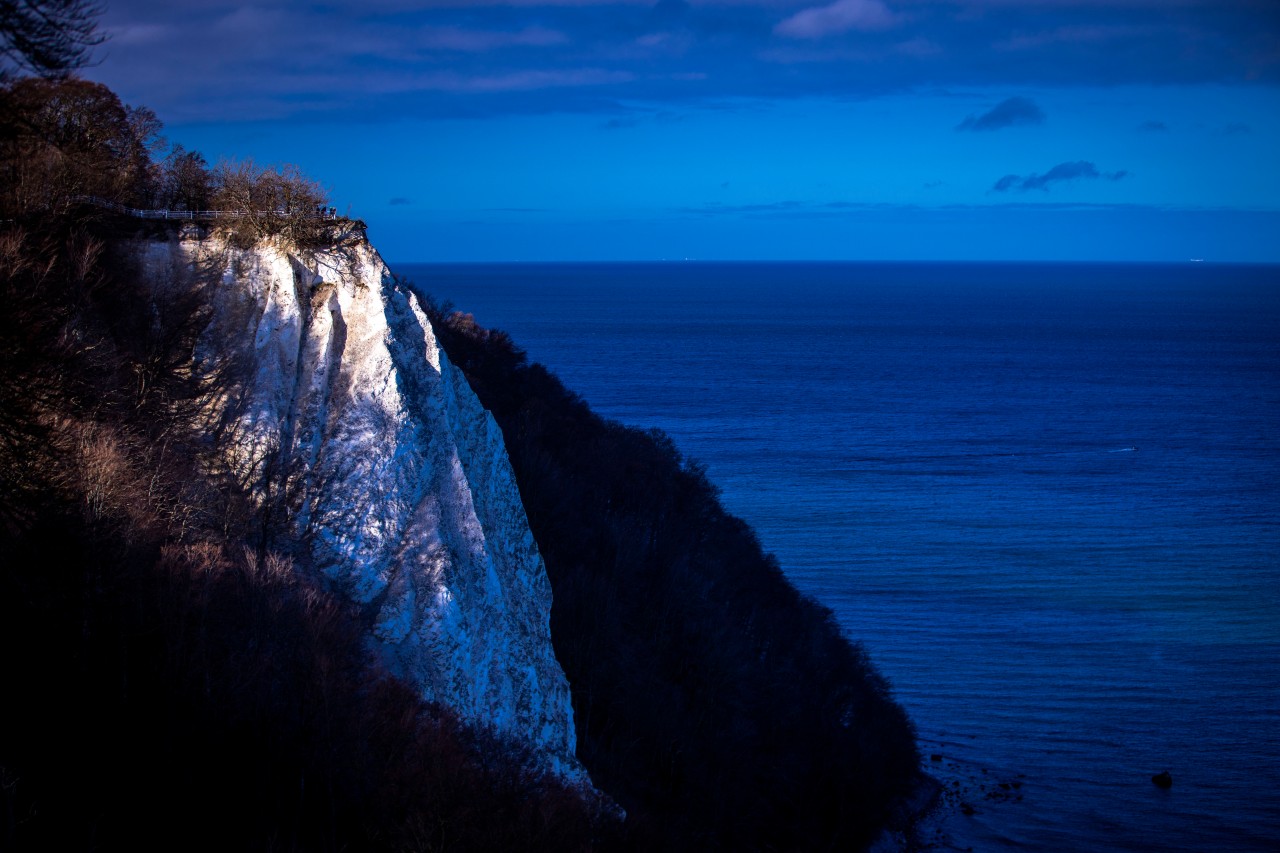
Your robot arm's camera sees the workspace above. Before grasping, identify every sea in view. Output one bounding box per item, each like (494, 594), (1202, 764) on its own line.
(398, 261), (1280, 852)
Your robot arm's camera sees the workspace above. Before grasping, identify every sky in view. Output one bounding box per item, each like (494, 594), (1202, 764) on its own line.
(83, 0), (1280, 262)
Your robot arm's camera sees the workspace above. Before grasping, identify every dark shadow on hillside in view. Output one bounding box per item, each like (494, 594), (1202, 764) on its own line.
(416, 287), (922, 852)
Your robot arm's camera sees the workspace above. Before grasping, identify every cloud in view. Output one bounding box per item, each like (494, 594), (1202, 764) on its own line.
(775, 0), (899, 40)
(389, 197), (412, 206)
(994, 24), (1154, 52)
(87, 0), (1280, 123)
(992, 173), (1022, 192)
(1221, 122), (1252, 135)
(104, 23), (175, 46)
(417, 25), (569, 52)
(1136, 119), (1168, 132)
(992, 160), (1128, 192)
(678, 200), (808, 215)
(956, 96), (1045, 131)
(416, 68), (636, 93)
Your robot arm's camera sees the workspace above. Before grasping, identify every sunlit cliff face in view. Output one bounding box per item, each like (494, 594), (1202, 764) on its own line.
(137, 230), (581, 776)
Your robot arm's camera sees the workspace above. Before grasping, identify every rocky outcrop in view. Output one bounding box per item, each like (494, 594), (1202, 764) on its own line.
(136, 228), (580, 774)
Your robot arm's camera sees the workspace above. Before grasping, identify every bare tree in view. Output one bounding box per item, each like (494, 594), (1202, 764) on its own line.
(0, 0), (104, 79)
(162, 144), (213, 212)
(212, 158), (330, 246)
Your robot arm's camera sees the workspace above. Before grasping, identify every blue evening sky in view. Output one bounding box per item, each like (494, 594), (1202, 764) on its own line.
(87, 1), (1279, 262)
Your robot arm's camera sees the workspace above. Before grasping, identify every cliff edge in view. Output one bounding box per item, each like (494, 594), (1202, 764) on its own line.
(136, 228), (580, 772)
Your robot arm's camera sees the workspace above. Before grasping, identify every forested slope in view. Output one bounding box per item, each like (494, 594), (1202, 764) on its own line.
(424, 300), (922, 851)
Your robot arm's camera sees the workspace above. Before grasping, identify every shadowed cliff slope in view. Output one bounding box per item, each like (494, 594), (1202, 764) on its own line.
(422, 297), (922, 851)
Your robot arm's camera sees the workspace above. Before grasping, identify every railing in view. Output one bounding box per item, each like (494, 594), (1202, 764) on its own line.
(72, 195), (340, 221)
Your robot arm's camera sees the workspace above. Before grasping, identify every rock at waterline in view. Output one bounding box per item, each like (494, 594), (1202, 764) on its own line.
(1152, 771), (1173, 789)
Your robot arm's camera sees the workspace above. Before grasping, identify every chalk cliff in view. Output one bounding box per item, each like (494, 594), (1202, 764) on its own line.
(137, 228), (579, 773)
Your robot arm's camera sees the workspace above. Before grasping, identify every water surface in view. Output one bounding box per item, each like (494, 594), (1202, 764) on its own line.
(402, 261), (1280, 851)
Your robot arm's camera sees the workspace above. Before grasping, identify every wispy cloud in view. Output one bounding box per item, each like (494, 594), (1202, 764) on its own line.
(956, 96), (1045, 131)
(678, 201), (809, 216)
(995, 24), (1154, 52)
(417, 26), (569, 52)
(1136, 119), (1168, 132)
(389, 197), (412, 206)
(992, 160), (1128, 192)
(415, 68), (636, 93)
(775, 0), (899, 40)
(672, 197), (1198, 221)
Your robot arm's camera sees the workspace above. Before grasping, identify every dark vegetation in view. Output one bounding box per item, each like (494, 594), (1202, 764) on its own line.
(0, 75), (332, 245)
(0, 213), (610, 853)
(0, 1), (103, 78)
(422, 304), (922, 851)
(0, 26), (609, 849)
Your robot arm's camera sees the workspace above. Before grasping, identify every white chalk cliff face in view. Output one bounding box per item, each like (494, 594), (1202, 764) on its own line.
(139, 231), (579, 773)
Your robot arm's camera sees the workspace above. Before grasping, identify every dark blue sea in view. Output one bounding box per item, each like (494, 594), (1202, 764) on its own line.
(399, 261), (1280, 852)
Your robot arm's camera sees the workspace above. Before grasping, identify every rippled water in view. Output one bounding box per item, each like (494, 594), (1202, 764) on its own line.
(401, 261), (1280, 851)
